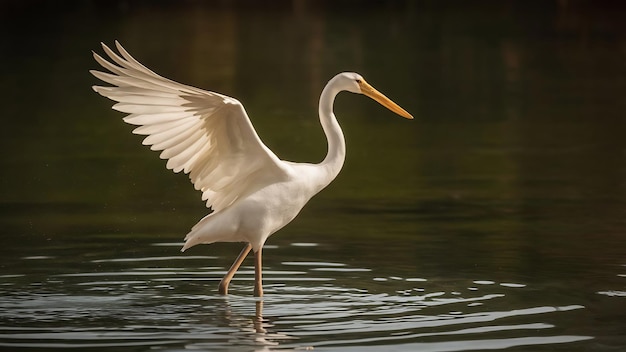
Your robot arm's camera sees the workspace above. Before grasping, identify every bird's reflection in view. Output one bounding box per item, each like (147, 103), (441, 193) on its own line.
(221, 297), (293, 350)
(253, 300), (267, 334)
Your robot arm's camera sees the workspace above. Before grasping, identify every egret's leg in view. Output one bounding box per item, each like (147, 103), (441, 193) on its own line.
(254, 248), (263, 297)
(218, 243), (252, 295)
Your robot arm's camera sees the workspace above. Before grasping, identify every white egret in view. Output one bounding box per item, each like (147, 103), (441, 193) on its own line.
(91, 41), (412, 297)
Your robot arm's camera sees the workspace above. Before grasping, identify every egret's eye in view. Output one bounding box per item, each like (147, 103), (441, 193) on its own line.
(356, 79), (362, 84)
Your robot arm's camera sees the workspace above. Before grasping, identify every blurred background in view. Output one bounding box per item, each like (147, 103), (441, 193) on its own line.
(0, 1), (624, 351)
(1, 0), (624, 243)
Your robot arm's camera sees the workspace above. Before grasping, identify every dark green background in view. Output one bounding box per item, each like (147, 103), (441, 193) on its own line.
(0, 1), (624, 350)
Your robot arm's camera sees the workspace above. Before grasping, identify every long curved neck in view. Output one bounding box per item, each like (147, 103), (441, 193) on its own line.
(317, 79), (346, 185)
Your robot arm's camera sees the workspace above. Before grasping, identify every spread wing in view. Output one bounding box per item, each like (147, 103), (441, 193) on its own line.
(91, 41), (290, 211)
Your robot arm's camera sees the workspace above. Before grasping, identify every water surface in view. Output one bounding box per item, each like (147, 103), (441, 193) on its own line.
(0, 1), (624, 351)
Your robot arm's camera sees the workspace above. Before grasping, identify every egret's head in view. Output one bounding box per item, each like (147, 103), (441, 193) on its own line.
(336, 72), (366, 94)
(338, 72), (413, 119)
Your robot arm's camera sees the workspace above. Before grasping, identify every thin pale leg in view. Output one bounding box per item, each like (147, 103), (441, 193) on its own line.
(254, 248), (263, 297)
(218, 243), (252, 295)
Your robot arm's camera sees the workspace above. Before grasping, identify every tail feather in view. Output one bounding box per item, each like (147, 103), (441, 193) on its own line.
(181, 214), (212, 252)
(181, 234), (202, 252)
(180, 211), (241, 252)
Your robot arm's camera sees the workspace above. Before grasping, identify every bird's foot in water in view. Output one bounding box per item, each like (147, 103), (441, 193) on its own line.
(218, 279), (230, 295)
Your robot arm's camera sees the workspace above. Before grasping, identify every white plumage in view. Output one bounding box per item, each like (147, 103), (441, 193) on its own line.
(91, 41), (412, 296)
(92, 43), (288, 213)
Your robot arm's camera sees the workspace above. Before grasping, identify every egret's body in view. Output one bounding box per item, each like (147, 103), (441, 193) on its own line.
(91, 41), (412, 296)
(183, 162), (325, 252)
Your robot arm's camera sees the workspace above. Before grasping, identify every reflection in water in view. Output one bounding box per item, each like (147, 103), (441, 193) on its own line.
(220, 299), (296, 351)
(0, 245), (593, 350)
(211, 298), (286, 351)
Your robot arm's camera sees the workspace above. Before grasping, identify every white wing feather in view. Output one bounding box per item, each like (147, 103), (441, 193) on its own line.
(91, 41), (290, 211)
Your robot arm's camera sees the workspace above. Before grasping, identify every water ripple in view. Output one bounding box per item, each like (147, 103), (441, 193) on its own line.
(0, 251), (594, 351)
